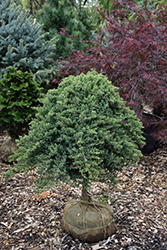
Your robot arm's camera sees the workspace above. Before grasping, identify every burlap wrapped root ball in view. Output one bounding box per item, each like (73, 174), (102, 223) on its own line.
(62, 199), (117, 243)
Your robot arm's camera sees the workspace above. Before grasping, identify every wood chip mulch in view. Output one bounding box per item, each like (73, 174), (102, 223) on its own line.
(0, 131), (167, 250)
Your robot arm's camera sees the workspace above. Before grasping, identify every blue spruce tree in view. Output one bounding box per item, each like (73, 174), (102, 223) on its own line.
(0, 0), (55, 82)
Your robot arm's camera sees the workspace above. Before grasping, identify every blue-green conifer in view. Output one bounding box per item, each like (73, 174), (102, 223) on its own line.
(0, 0), (55, 82)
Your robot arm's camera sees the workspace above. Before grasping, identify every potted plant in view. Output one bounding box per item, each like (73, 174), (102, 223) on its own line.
(141, 112), (163, 155)
(10, 71), (145, 242)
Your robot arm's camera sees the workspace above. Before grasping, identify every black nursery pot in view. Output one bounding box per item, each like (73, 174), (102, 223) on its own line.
(141, 113), (163, 155)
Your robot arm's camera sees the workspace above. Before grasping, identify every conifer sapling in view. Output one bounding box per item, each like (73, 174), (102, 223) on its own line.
(11, 71), (145, 198)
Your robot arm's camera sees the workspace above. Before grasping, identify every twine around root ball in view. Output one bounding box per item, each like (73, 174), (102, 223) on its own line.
(62, 199), (117, 243)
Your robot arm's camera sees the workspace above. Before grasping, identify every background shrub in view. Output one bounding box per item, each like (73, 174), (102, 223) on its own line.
(53, 0), (167, 142)
(0, 67), (44, 139)
(36, 0), (97, 60)
(0, 0), (55, 83)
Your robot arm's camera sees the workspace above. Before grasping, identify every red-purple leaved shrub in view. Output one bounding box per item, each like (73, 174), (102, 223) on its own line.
(52, 0), (167, 142)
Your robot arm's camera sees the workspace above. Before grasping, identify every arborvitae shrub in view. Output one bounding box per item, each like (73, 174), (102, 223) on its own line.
(0, 67), (44, 139)
(11, 71), (145, 192)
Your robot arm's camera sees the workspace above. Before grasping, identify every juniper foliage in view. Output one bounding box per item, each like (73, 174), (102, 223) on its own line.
(11, 71), (145, 191)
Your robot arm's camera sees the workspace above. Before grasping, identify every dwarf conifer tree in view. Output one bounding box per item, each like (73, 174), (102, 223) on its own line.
(0, 0), (55, 81)
(11, 71), (145, 195)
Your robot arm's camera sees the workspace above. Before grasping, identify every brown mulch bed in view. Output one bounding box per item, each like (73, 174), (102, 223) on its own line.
(0, 131), (167, 250)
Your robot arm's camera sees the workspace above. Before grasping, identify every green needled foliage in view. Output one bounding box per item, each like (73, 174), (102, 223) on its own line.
(36, 0), (96, 59)
(0, 0), (55, 83)
(11, 71), (145, 191)
(0, 67), (44, 139)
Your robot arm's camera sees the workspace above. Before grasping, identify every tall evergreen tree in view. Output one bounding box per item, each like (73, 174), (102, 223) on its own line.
(36, 0), (97, 59)
(0, 0), (55, 82)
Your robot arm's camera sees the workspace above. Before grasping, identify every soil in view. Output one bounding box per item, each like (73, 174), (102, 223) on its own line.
(0, 130), (167, 250)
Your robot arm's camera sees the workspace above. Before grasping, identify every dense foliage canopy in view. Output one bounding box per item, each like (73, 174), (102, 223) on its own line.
(0, 67), (44, 139)
(11, 71), (145, 191)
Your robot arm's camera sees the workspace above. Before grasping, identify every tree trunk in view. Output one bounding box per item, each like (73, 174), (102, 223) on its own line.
(81, 183), (92, 202)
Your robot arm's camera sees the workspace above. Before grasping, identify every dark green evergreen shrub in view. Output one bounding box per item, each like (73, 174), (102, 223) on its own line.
(11, 71), (145, 194)
(36, 0), (96, 59)
(0, 0), (55, 82)
(0, 67), (44, 139)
